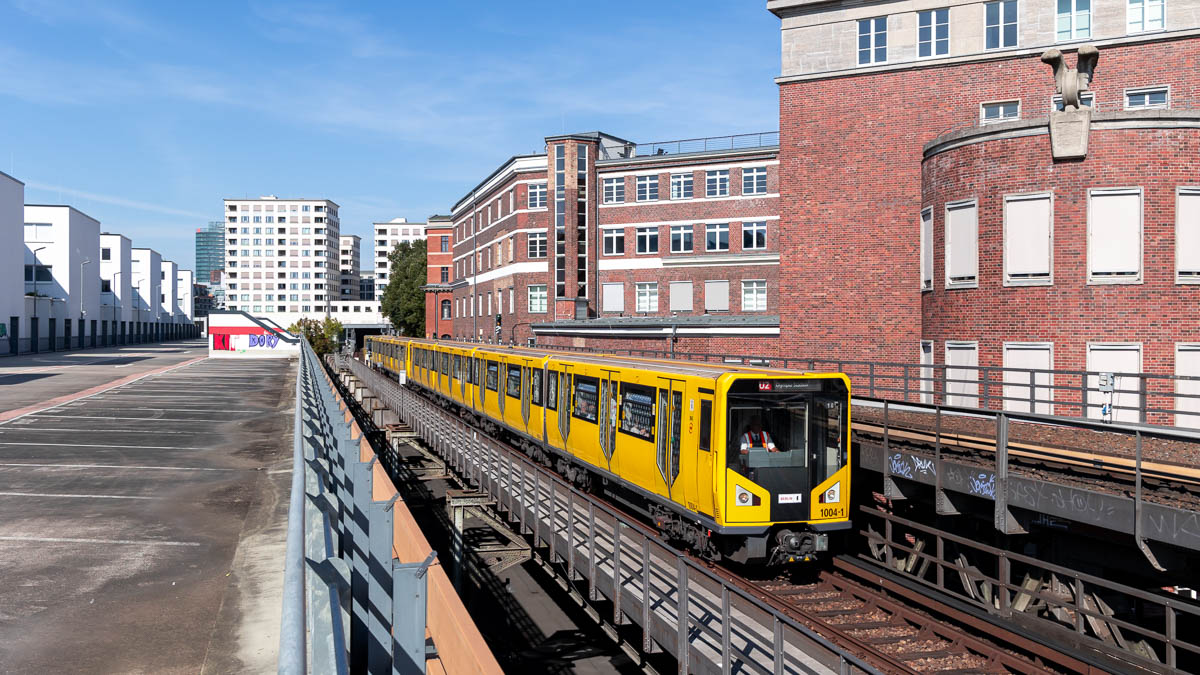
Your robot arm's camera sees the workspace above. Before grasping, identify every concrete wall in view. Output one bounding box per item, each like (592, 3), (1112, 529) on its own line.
(160, 260), (178, 322)
(24, 205), (101, 343)
(207, 311), (299, 359)
(131, 248), (163, 328)
(177, 270), (194, 322)
(99, 233), (133, 325)
(0, 172), (24, 333)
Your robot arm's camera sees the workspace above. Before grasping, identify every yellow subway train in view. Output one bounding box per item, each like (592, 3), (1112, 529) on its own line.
(365, 336), (852, 564)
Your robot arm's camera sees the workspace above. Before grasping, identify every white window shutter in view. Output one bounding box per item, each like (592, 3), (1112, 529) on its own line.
(920, 209), (933, 289)
(602, 283), (624, 312)
(1089, 190), (1141, 276)
(946, 202), (978, 283)
(670, 281), (693, 311)
(1086, 343), (1142, 422)
(1005, 194), (1051, 279)
(704, 280), (729, 311)
(1177, 189), (1200, 277)
(1002, 343), (1054, 414)
(1176, 344), (1200, 428)
(945, 341), (979, 407)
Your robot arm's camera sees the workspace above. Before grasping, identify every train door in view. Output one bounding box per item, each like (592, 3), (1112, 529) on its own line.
(694, 390), (715, 516)
(655, 378), (684, 503)
(597, 371), (619, 472)
(557, 367), (572, 446)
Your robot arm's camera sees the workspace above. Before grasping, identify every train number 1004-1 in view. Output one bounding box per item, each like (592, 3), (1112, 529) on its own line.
(819, 507), (845, 519)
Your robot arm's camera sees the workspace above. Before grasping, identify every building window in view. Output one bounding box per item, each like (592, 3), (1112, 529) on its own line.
(1088, 188), (1142, 283)
(603, 178), (625, 204)
(440, 267), (449, 283)
(636, 175), (658, 201)
(1057, 0), (1091, 41)
(603, 229), (625, 255)
(858, 17), (887, 65)
(670, 173), (693, 200)
(706, 170), (729, 198)
(704, 280), (729, 312)
(920, 208), (933, 290)
(440, 236), (449, 252)
(742, 221), (767, 250)
(528, 284), (547, 313)
(1177, 187), (1200, 282)
(1125, 86), (1169, 109)
(635, 226), (658, 254)
(981, 100), (1020, 123)
(742, 167), (767, 195)
(1053, 92), (1094, 110)
(945, 200), (978, 287)
(670, 225), (693, 253)
(101, 248), (111, 261)
(441, 299), (451, 319)
(635, 282), (658, 312)
(1128, 0), (1164, 32)
(705, 223), (729, 252)
(528, 182), (547, 208)
(742, 280), (767, 311)
(602, 282), (624, 312)
(669, 281), (692, 311)
(918, 9), (949, 57)
(986, 0), (1018, 49)
(528, 232), (547, 258)
(101, 279), (112, 293)
(1004, 193), (1053, 285)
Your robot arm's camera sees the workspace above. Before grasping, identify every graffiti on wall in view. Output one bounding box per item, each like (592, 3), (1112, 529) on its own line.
(211, 331), (283, 352)
(213, 333), (232, 351)
(248, 334), (281, 348)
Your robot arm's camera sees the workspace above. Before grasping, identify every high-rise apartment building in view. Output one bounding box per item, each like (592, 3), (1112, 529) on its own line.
(221, 196), (339, 319)
(339, 234), (362, 300)
(373, 217), (426, 283)
(195, 221), (225, 287)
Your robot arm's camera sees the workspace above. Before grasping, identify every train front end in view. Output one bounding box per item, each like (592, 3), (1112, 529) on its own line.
(718, 373), (852, 565)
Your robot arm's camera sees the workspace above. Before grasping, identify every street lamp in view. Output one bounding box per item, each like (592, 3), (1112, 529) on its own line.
(131, 272), (142, 343)
(80, 257), (91, 348)
(31, 246), (46, 351)
(111, 270), (123, 346)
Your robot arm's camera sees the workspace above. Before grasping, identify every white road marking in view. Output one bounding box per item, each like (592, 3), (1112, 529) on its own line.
(0, 491), (156, 500)
(0, 428), (206, 435)
(0, 462), (236, 471)
(28, 414), (243, 420)
(0, 442), (208, 450)
(0, 535), (200, 547)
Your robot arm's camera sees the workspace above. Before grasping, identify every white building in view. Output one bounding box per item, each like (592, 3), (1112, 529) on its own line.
(373, 217), (425, 283)
(160, 260), (178, 334)
(339, 234), (362, 300)
(0, 172), (23, 349)
(177, 269), (195, 323)
(131, 247), (162, 341)
(223, 196), (340, 326)
(24, 205), (101, 350)
(99, 233), (133, 344)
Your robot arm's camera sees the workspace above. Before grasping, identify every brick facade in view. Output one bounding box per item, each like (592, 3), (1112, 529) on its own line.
(423, 216), (454, 338)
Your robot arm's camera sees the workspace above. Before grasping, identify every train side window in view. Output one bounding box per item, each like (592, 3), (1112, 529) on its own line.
(572, 376), (599, 423)
(507, 365), (522, 398)
(442, 352), (450, 374)
(656, 390), (668, 481)
(546, 370), (558, 410)
(618, 382), (656, 442)
(530, 368), (542, 406)
(698, 400), (712, 452)
(486, 361), (499, 391)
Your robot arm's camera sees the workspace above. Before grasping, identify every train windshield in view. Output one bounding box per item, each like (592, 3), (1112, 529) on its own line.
(725, 379), (846, 487)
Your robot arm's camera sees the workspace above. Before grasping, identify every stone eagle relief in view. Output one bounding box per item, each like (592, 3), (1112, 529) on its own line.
(1041, 45), (1099, 159)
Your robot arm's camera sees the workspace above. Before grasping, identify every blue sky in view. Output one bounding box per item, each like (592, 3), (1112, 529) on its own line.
(0, 1), (781, 271)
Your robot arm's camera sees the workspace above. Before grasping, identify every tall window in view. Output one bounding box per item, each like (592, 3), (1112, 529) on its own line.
(670, 225), (693, 253)
(858, 17), (887, 65)
(742, 280), (767, 311)
(1177, 187), (1200, 282)
(742, 221), (767, 250)
(441, 299), (451, 319)
(636, 226), (659, 254)
(635, 282), (658, 312)
(528, 182), (547, 208)
(603, 229), (625, 255)
(946, 200), (978, 287)
(706, 170), (729, 197)
(528, 284), (548, 313)
(670, 173), (693, 200)
(440, 236), (449, 252)
(603, 177), (625, 204)
(1128, 0), (1164, 32)
(1004, 193), (1053, 285)
(918, 9), (949, 57)
(986, 0), (1018, 49)
(920, 208), (933, 290)
(705, 223), (729, 252)
(1088, 188), (1142, 282)
(742, 167), (767, 195)
(440, 267), (449, 283)
(1057, 0), (1091, 41)
(528, 231), (547, 258)
(636, 176), (658, 201)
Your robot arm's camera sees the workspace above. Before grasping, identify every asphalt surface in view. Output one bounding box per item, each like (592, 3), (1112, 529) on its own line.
(0, 341), (208, 415)
(0, 354), (295, 674)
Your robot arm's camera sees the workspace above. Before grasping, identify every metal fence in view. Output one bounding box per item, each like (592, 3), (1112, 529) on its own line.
(633, 132), (780, 157)
(281, 342), (455, 675)
(347, 356), (880, 675)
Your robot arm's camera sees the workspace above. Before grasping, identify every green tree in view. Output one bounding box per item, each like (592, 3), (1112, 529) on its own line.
(379, 239), (427, 336)
(288, 316), (344, 355)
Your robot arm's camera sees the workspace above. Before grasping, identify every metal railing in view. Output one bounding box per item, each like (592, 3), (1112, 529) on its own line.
(538, 343), (1200, 429)
(634, 131), (780, 157)
(348, 356), (880, 675)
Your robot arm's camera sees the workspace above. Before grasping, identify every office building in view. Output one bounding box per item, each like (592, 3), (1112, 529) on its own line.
(195, 221), (224, 289)
(373, 217), (426, 283)
(339, 234), (363, 300)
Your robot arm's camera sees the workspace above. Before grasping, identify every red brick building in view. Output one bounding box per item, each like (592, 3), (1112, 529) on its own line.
(444, 133), (782, 348)
(422, 215), (453, 339)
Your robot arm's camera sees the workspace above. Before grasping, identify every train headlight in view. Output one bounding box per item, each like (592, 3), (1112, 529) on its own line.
(820, 482), (841, 504)
(735, 485), (760, 507)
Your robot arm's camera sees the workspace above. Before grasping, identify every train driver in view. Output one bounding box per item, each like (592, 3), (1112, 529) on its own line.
(739, 417), (779, 454)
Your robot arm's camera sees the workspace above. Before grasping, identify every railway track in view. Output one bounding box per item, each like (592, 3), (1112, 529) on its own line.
(336, 358), (1069, 674)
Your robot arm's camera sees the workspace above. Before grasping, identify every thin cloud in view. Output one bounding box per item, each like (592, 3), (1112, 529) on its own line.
(25, 181), (209, 219)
